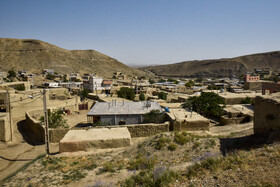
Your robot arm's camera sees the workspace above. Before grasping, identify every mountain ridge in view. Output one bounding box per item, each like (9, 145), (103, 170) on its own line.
(140, 51), (280, 78)
(0, 38), (146, 78)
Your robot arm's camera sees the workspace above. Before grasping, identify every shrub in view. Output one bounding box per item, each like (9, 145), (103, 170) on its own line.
(100, 161), (116, 173)
(241, 97), (252, 104)
(149, 78), (156, 84)
(128, 156), (157, 170)
(117, 87), (135, 100)
(155, 137), (171, 150)
(94, 120), (111, 126)
(40, 109), (69, 129)
(46, 73), (55, 80)
(174, 132), (192, 145)
(139, 92), (145, 101)
(158, 92), (167, 100)
(14, 84), (25, 91)
(122, 167), (180, 187)
(168, 143), (177, 151)
(143, 109), (166, 123)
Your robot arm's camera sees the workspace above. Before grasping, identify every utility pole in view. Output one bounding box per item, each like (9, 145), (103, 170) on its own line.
(43, 89), (50, 155)
(6, 90), (13, 142)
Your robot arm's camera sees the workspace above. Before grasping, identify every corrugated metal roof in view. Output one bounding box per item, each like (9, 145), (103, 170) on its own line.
(87, 101), (163, 116)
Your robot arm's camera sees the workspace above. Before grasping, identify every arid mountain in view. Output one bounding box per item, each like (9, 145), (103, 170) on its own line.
(141, 51), (280, 78)
(0, 38), (147, 78)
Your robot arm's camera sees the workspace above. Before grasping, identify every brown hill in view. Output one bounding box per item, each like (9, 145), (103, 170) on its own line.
(0, 38), (146, 78)
(141, 51), (280, 78)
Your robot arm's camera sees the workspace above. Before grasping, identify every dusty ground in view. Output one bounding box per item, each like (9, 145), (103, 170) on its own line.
(1, 122), (256, 186)
(63, 110), (89, 128)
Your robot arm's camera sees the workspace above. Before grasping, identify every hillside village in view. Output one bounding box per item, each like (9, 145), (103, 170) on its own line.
(0, 66), (280, 186)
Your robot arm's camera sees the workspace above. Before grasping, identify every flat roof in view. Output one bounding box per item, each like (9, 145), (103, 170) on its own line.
(87, 101), (163, 116)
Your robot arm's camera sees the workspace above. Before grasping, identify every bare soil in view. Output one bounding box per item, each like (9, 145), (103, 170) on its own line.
(1, 122), (258, 187)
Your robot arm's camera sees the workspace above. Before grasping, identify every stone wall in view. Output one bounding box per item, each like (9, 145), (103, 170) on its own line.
(122, 122), (169, 138)
(0, 113), (10, 142)
(254, 94), (280, 135)
(220, 115), (247, 125)
(172, 120), (209, 131)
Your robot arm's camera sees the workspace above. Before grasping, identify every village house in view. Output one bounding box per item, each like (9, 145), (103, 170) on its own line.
(244, 73), (260, 82)
(87, 101), (163, 125)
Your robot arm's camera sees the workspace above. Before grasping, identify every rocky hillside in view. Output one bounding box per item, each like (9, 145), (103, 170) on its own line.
(141, 51), (280, 78)
(0, 38), (146, 78)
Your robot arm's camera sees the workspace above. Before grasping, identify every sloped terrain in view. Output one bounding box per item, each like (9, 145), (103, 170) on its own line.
(142, 51), (280, 77)
(0, 38), (147, 78)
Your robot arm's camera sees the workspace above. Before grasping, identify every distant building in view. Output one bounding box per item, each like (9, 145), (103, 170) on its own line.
(83, 76), (103, 92)
(43, 69), (54, 75)
(244, 74), (260, 82)
(262, 82), (280, 95)
(42, 82), (60, 88)
(87, 101), (163, 125)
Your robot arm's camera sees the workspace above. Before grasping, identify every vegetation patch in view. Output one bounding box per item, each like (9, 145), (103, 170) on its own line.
(121, 167), (180, 187)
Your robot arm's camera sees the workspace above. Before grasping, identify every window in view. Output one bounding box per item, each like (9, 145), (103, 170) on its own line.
(0, 100), (4, 104)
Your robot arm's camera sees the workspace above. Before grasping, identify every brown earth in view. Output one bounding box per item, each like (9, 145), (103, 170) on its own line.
(141, 51), (280, 77)
(1, 122), (260, 187)
(0, 38), (148, 78)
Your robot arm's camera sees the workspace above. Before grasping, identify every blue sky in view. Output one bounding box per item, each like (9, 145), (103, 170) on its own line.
(0, 0), (279, 65)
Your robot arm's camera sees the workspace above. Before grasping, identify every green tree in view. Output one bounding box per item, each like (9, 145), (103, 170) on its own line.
(40, 109), (69, 129)
(149, 78), (155, 84)
(139, 93), (145, 101)
(143, 109), (166, 123)
(80, 89), (90, 100)
(158, 92), (167, 100)
(117, 87), (135, 100)
(241, 97), (252, 104)
(196, 78), (203, 83)
(185, 80), (195, 88)
(46, 73), (55, 80)
(158, 78), (166, 83)
(207, 85), (219, 90)
(14, 84), (25, 91)
(185, 82), (192, 88)
(182, 92), (224, 117)
(8, 70), (16, 78)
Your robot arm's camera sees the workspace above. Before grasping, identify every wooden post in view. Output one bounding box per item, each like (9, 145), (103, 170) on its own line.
(6, 90), (13, 142)
(43, 89), (50, 154)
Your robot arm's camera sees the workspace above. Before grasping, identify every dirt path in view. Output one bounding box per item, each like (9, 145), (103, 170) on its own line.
(0, 117), (59, 182)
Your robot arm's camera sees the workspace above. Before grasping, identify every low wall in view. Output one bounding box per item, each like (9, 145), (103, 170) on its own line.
(220, 115), (252, 125)
(25, 110), (69, 143)
(254, 95), (280, 135)
(121, 122), (169, 138)
(172, 120), (209, 131)
(75, 122), (170, 138)
(0, 113), (10, 142)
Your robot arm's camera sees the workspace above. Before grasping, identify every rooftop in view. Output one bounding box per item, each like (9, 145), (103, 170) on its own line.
(87, 101), (163, 116)
(167, 108), (209, 122)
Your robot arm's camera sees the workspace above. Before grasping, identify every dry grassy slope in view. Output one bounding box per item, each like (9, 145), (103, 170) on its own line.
(142, 51), (280, 77)
(0, 38), (147, 78)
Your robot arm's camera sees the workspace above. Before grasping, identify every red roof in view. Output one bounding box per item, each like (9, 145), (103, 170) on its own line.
(102, 80), (112, 85)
